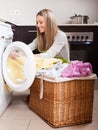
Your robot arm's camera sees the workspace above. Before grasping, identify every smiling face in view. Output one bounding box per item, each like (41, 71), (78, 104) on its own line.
(36, 15), (46, 33)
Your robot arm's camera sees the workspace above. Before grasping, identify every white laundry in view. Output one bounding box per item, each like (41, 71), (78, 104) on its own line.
(36, 62), (69, 78)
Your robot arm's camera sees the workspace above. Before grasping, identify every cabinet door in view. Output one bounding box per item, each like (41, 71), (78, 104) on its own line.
(20, 26), (37, 44)
(12, 25), (20, 41)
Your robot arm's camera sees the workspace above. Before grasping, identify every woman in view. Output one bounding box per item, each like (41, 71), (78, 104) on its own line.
(28, 9), (70, 61)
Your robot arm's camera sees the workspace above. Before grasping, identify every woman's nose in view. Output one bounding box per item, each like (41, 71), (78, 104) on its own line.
(37, 23), (40, 28)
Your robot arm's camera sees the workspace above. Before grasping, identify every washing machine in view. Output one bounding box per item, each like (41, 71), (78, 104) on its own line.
(0, 21), (36, 116)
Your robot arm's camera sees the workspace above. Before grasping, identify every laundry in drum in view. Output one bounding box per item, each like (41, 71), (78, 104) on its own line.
(7, 49), (27, 84)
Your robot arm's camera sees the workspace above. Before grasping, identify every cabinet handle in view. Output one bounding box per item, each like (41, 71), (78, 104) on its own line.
(28, 30), (37, 33)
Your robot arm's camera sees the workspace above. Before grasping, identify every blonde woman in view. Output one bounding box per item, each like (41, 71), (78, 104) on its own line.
(28, 9), (70, 61)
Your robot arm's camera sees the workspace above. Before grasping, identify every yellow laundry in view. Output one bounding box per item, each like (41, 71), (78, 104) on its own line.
(35, 57), (62, 71)
(7, 55), (27, 84)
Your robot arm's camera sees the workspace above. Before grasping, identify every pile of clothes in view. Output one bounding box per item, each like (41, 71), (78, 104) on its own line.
(61, 60), (92, 78)
(35, 57), (93, 78)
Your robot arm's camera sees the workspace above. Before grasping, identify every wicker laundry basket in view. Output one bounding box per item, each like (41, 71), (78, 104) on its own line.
(29, 76), (95, 128)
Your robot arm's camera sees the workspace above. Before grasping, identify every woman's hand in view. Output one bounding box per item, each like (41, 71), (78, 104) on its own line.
(34, 54), (40, 57)
(9, 50), (20, 59)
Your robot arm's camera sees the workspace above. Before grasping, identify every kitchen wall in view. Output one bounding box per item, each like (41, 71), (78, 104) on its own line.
(0, 0), (98, 25)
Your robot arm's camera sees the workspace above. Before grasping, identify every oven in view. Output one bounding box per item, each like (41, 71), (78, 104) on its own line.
(66, 32), (93, 62)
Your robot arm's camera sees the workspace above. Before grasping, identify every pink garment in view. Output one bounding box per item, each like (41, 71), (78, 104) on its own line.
(61, 60), (92, 78)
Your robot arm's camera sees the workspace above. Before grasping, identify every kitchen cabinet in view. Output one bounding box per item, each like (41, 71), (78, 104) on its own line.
(12, 25), (39, 54)
(19, 26), (37, 44)
(12, 26), (37, 44)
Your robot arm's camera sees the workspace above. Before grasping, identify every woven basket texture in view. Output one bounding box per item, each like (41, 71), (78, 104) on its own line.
(29, 77), (95, 127)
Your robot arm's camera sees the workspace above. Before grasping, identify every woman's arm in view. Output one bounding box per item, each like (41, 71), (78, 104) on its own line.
(28, 38), (38, 51)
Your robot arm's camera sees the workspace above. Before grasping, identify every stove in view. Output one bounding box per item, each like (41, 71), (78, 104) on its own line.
(66, 32), (94, 62)
(66, 32), (93, 44)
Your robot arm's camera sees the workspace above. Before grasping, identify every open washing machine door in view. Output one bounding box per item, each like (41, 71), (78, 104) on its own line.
(2, 41), (36, 92)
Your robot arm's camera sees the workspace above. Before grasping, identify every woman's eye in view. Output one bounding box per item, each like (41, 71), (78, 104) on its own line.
(39, 21), (43, 24)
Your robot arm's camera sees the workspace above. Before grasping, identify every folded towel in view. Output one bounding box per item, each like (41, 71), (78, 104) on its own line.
(35, 57), (62, 71)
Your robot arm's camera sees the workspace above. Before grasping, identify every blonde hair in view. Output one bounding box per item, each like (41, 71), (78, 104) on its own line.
(36, 9), (58, 51)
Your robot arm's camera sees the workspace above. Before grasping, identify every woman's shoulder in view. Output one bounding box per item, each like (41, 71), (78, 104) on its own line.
(56, 30), (66, 39)
(57, 30), (66, 35)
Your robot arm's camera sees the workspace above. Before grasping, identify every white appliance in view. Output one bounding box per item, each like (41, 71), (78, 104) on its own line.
(0, 22), (36, 116)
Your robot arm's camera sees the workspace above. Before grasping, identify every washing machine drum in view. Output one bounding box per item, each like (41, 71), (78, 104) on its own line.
(2, 41), (36, 92)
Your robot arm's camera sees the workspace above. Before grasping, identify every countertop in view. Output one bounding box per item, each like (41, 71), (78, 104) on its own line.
(11, 23), (98, 26)
(58, 24), (98, 26)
